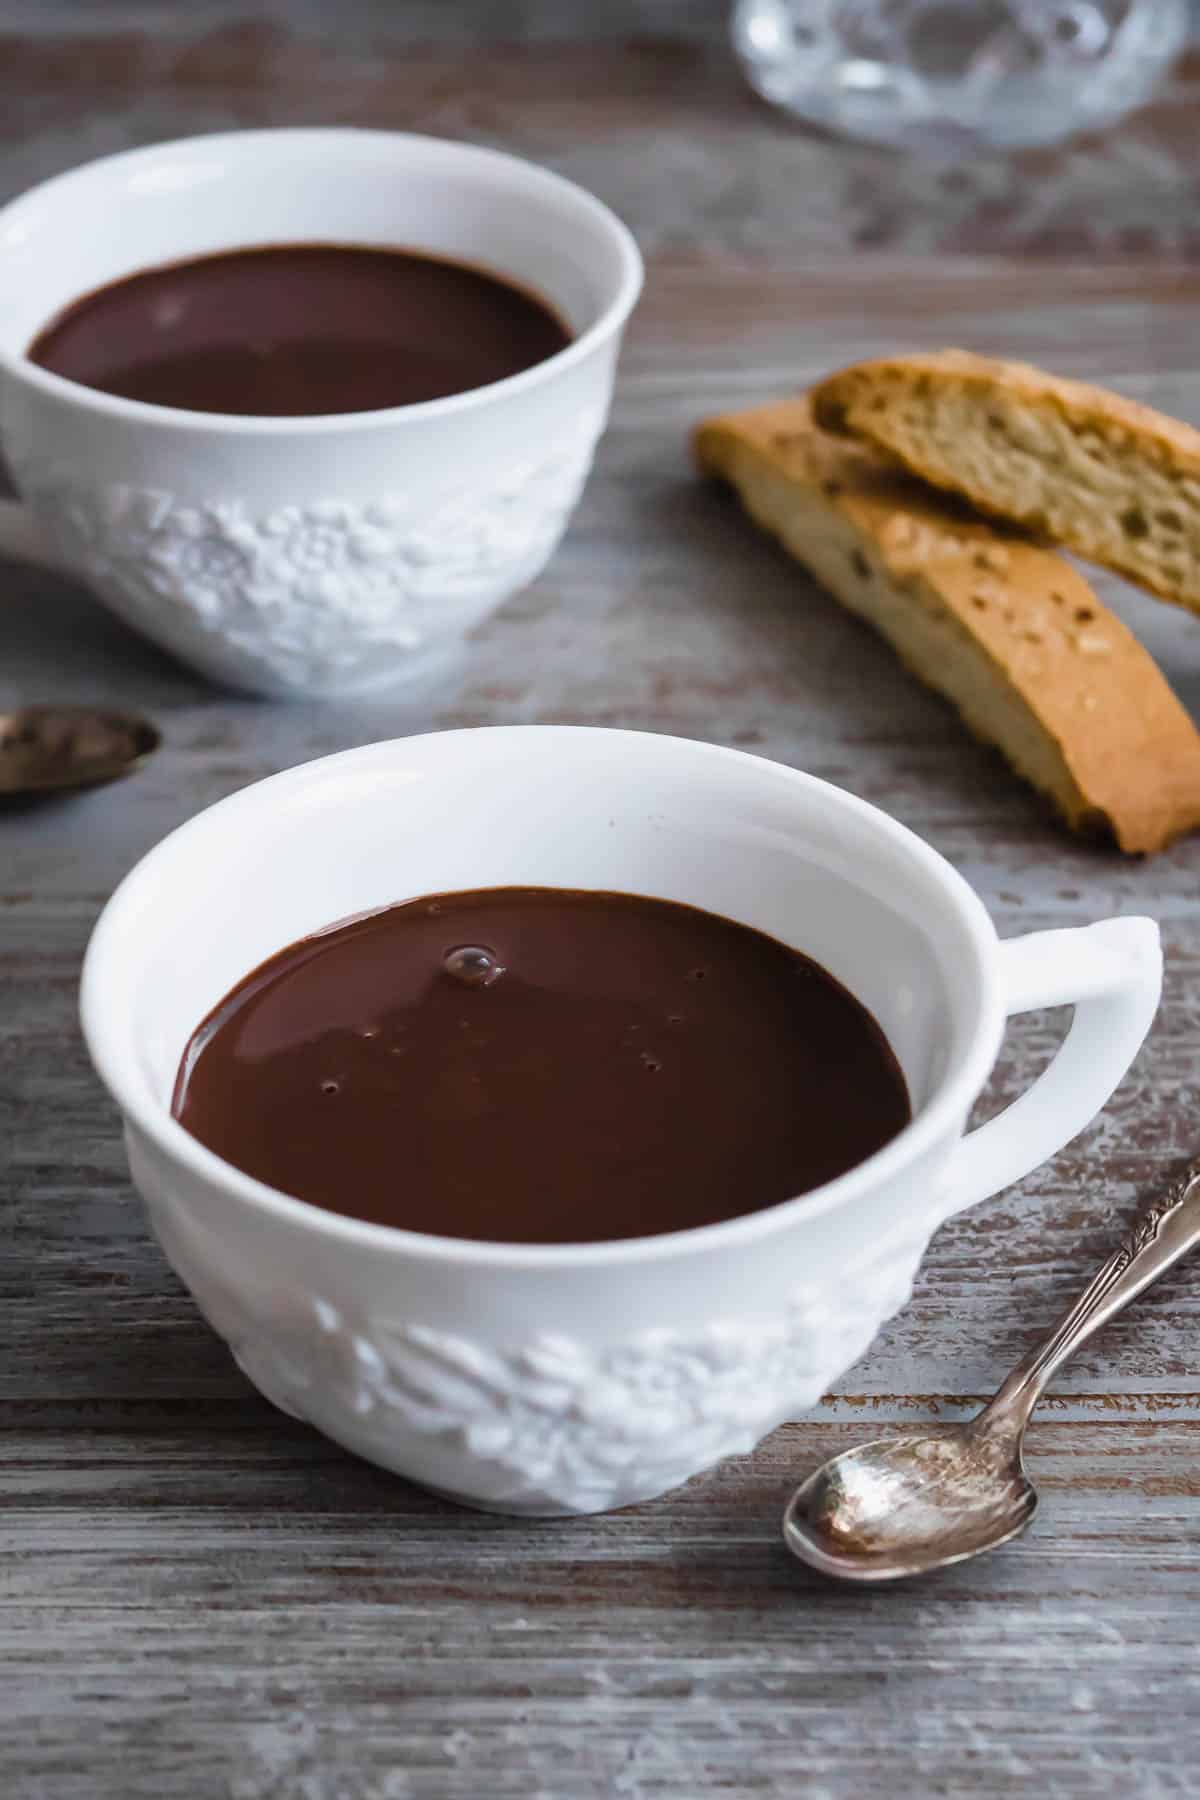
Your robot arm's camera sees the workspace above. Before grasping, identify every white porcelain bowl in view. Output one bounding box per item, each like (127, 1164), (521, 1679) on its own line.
(0, 130), (642, 697)
(80, 728), (1160, 1514)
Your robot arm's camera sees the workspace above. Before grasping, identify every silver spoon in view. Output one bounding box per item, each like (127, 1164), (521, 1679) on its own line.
(783, 1158), (1200, 1583)
(0, 705), (160, 796)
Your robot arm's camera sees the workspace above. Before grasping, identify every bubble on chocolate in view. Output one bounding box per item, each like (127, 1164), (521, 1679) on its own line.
(443, 944), (505, 988)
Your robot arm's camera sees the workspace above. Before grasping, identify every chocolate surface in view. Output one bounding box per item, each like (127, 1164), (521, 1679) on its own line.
(172, 887), (911, 1244)
(28, 243), (571, 415)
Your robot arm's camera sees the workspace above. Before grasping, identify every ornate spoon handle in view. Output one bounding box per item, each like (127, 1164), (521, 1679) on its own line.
(976, 1159), (1200, 1437)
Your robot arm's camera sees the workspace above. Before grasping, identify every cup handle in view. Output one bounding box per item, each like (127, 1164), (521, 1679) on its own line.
(0, 497), (59, 569)
(939, 917), (1162, 1222)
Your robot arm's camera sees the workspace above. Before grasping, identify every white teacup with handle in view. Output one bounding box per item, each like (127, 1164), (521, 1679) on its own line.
(80, 727), (1161, 1516)
(0, 129), (642, 697)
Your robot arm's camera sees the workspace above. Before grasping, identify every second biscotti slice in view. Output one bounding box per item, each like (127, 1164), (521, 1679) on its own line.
(695, 395), (1200, 854)
(810, 349), (1200, 616)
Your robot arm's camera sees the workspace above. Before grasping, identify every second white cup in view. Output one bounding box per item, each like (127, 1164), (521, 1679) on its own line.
(0, 129), (643, 697)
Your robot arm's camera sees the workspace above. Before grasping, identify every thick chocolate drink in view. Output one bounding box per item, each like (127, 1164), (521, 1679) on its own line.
(28, 244), (571, 416)
(173, 888), (911, 1244)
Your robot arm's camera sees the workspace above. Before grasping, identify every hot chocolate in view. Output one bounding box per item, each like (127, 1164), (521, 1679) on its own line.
(28, 243), (571, 416)
(172, 887), (911, 1243)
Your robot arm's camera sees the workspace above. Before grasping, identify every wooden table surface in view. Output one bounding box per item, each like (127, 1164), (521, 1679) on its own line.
(3, 6), (1200, 1796)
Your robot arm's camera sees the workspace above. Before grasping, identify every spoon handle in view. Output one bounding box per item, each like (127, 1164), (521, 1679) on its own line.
(975, 1158), (1200, 1436)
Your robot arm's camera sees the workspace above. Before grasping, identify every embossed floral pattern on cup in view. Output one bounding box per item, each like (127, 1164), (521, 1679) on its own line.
(16, 412), (603, 694)
(150, 1192), (926, 1514)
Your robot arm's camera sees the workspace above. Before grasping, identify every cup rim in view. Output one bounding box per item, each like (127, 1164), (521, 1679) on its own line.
(80, 727), (1006, 1268)
(0, 127), (644, 435)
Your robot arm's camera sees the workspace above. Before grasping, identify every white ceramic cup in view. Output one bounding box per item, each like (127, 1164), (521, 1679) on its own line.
(0, 130), (642, 697)
(80, 727), (1161, 1516)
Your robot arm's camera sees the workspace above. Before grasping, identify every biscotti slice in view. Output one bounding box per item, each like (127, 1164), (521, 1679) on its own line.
(810, 349), (1200, 616)
(694, 396), (1200, 854)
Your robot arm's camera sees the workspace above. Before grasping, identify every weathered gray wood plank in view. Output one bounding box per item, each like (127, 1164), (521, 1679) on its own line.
(4, 1418), (1200, 1797)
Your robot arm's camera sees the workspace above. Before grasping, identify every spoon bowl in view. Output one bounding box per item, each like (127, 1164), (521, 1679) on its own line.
(782, 1426), (1038, 1583)
(0, 705), (160, 796)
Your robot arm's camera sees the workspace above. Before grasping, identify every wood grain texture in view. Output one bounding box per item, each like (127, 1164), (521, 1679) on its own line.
(3, 6), (1200, 1797)
(2, 2), (1200, 259)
